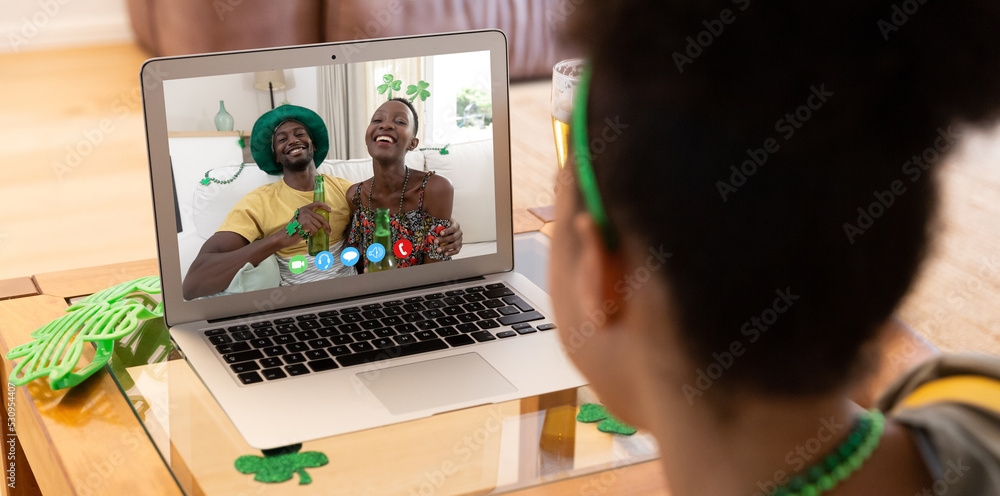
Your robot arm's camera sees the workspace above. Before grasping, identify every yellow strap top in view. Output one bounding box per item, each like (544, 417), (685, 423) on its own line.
(898, 375), (1000, 415)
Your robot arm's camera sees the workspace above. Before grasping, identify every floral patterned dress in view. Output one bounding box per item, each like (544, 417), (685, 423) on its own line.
(348, 171), (452, 268)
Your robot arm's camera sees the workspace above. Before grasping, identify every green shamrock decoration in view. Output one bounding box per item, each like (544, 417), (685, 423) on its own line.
(577, 403), (638, 436)
(235, 446), (329, 485)
(406, 80), (431, 101)
(419, 144), (450, 155)
(6, 276), (163, 390)
(377, 74), (403, 99)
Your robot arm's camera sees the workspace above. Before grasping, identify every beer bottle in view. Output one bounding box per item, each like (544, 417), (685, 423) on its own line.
(308, 175), (330, 256)
(366, 208), (397, 272)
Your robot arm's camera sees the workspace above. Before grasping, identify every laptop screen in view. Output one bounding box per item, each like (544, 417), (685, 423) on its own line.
(162, 49), (500, 302)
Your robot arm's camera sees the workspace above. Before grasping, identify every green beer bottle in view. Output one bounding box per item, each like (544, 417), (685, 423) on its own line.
(308, 175), (330, 256)
(366, 208), (397, 272)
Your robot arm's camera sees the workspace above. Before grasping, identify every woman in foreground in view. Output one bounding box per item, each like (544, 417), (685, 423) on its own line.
(548, 1), (1000, 495)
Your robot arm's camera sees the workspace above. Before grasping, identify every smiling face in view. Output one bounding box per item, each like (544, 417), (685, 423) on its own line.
(366, 100), (418, 163)
(272, 120), (314, 171)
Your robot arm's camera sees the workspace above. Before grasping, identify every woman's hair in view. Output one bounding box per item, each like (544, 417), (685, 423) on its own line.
(389, 97), (419, 136)
(564, 1), (1000, 397)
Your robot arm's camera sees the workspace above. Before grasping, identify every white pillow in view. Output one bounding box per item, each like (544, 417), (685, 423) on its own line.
(422, 140), (496, 244)
(192, 164), (278, 240)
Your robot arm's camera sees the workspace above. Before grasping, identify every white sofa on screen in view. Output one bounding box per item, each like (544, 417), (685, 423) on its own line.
(170, 138), (498, 290)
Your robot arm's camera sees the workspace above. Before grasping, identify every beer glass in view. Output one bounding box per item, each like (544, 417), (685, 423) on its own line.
(551, 59), (584, 168)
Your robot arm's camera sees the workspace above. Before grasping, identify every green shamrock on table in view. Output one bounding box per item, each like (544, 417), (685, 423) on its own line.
(577, 403), (638, 436)
(235, 445), (329, 485)
(377, 74), (403, 99)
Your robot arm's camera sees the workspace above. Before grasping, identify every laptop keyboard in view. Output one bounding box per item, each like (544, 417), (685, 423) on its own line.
(200, 283), (558, 385)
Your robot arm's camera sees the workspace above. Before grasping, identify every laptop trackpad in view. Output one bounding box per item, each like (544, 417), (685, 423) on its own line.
(357, 353), (517, 415)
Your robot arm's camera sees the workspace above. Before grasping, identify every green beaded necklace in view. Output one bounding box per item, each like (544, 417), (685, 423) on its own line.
(418, 144), (450, 155)
(200, 162), (247, 185)
(200, 133), (249, 186)
(770, 409), (885, 496)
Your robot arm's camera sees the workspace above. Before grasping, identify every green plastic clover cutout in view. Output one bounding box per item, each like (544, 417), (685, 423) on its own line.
(377, 74), (403, 99)
(577, 403), (638, 436)
(406, 80), (431, 101)
(235, 446), (329, 485)
(5, 276), (163, 390)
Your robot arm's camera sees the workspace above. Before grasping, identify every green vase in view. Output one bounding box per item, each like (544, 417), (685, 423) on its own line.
(214, 100), (234, 131)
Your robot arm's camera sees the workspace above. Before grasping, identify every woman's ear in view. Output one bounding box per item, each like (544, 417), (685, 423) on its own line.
(571, 211), (626, 327)
(408, 137), (419, 151)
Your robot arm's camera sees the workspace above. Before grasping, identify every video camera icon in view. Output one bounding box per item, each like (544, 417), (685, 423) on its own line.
(289, 255), (308, 274)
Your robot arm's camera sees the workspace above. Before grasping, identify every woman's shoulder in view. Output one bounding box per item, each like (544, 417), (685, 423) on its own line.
(422, 170), (453, 192)
(419, 171), (453, 219)
(878, 354), (1000, 494)
(345, 179), (368, 204)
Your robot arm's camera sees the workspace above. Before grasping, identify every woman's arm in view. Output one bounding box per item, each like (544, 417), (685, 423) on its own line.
(421, 174), (454, 264)
(344, 182), (360, 245)
(343, 182), (366, 274)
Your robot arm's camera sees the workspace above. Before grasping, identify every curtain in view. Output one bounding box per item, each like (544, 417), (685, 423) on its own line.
(317, 57), (430, 160)
(317, 65), (351, 160)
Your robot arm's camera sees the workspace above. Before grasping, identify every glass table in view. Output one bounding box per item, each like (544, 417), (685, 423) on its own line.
(102, 233), (660, 495)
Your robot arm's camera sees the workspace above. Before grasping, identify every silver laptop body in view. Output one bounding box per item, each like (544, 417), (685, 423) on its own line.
(142, 30), (585, 449)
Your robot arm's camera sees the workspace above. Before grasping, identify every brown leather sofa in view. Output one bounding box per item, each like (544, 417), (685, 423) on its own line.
(126, 0), (575, 80)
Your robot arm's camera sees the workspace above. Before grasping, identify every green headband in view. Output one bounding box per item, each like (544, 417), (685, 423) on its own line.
(572, 63), (618, 249)
(250, 105), (330, 175)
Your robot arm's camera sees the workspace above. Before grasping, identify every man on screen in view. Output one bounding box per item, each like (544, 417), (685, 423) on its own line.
(182, 105), (463, 300)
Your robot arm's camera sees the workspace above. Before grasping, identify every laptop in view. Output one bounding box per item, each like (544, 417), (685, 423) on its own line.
(141, 29), (586, 449)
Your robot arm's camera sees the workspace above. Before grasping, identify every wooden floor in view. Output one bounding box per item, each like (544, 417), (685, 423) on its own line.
(0, 42), (997, 355)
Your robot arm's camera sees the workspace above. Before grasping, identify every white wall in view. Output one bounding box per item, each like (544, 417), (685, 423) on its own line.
(1, 0), (133, 53)
(163, 68), (319, 132)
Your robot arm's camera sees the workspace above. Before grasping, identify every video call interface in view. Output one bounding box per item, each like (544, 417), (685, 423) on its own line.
(165, 51), (498, 301)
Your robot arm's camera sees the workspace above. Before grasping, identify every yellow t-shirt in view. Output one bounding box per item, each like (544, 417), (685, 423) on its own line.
(217, 174), (353, 258)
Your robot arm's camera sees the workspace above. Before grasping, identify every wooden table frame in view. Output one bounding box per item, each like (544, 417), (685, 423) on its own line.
(0, 214), (673, 496)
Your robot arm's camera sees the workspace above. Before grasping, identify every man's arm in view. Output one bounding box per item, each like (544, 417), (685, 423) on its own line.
(182, 231), (288, 300)
(183, 201), (334, 299)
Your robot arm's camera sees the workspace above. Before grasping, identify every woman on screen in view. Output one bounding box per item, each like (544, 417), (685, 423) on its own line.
(346, 98), (455, 269)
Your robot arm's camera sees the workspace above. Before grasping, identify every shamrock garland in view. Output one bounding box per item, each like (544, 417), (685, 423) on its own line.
(577, 403), (638, 436)
(235, 444), (329, 485)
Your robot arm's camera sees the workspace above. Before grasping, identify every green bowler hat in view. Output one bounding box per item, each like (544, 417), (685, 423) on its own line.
(251, 105), (330, 175)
